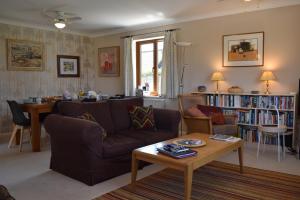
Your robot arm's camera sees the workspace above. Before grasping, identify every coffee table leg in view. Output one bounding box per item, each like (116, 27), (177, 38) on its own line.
(184, 165), (193, 200)
(131, 152), (139, 185)
(238, 146), (244, 173)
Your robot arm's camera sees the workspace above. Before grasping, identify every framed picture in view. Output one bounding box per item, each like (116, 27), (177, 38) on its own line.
(57, 55), (80, 77)
(98, 46), (120, 77)
(7, 39), (45, 71)
(223, 32), (264, 67)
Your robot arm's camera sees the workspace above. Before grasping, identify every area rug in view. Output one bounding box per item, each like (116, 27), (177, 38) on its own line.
(95, 161), (300, 200)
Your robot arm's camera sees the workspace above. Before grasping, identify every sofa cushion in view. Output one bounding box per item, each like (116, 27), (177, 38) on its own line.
(212, 124), (237, 136)
(128, 105), (156, 130)
(102, 135), (142, 158)
(108, 97), (143, 131)
(117, 129), (177, 145)
(58, 101), (115, 135)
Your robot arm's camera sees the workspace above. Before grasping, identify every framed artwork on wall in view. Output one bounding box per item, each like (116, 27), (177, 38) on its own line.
(223, 32), (264, 67)
(57, 55), (80, 77)
(7, 39), (45, 71)
(98, 46), (120, 77)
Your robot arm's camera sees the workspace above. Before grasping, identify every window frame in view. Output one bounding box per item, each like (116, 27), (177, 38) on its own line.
(136, 38), (163, 96)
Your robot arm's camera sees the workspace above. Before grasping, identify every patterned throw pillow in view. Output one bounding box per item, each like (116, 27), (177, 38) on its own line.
(128, 106), (156, 130)
(197, 105), (225, 125)
(77, 112), (107, 140)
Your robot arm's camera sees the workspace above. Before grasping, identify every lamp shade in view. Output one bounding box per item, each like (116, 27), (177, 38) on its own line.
(260, 71), (275, 81)
(211, 71), (224, 81)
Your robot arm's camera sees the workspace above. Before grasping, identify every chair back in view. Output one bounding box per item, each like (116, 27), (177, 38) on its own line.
(7, 100), (29, 126)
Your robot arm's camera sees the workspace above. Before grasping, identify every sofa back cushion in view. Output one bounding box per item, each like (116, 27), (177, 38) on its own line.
(58, 101), (115, 135)
(108, 97), (143, 131)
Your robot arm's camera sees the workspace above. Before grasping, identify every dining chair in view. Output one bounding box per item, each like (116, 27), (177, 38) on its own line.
(7, 100), (31, 152)
(256, 105), (291, 162)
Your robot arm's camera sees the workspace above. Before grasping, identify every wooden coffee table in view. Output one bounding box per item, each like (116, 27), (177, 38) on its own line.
(131, 133), (243, 200)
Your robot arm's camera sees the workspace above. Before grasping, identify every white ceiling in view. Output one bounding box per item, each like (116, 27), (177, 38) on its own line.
(0, 0), (299, 37)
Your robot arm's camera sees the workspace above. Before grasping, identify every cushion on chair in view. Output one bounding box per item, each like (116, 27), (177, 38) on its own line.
(185, 106), (206, 117)
(197, 105), (225, 125)
(212, 124), (237, 136)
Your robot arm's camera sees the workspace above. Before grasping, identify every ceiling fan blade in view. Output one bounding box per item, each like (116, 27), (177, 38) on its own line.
(63, 12), (78, 17)
(67, 16), (82, 22)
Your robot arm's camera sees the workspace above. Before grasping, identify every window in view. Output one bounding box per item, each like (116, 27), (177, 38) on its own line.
(136, 38), (164, 96)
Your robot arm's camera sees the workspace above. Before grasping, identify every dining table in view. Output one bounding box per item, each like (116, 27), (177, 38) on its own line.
(19, 102), (54, 152)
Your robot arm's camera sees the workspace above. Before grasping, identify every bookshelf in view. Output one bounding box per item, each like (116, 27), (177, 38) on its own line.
(190, 92), (297, 147)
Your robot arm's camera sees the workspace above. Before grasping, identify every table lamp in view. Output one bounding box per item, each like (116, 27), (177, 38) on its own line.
(211, 71), (224, 93)
(260, 71), (275, 94)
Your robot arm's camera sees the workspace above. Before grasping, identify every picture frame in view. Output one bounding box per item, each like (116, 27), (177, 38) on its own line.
(7, 39), (45, 71)
(223, 32), (264, 67)
(57, 55), (80, 77)
(98, 46), (120, 77)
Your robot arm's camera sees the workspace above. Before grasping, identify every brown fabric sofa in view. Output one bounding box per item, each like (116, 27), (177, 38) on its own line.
(44, 97), (181, 186)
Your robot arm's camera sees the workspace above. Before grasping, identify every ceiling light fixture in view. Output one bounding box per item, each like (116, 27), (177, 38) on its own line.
(54, 19), (66, 29)
(244, 0), (252, 2)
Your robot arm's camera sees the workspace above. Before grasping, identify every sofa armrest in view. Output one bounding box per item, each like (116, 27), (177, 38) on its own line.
(153, 108), (181, 133)
(44, 114), (104, 159)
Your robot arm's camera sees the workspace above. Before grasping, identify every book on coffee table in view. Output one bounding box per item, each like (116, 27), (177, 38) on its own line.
(157, 144), (197, 159)
(209, 134), (241, 142)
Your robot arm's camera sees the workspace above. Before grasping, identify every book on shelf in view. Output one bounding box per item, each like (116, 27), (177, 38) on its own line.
(205, 94), (294, 110)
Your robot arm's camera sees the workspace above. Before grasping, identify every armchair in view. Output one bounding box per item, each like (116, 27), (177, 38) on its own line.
(179, 95), (238, 136)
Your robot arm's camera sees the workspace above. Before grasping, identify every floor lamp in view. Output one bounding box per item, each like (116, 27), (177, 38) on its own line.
(175, 41), (192, 136)
(175, 42), (192, 95)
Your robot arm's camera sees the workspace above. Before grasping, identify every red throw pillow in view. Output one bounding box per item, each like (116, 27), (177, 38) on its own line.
(128, 105), (156, 130)
(197, 105), (225, 125)
(185, 106), (206, 117)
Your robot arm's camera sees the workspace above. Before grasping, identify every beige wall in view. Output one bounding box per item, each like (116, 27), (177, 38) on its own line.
(94, 5), (300, 95)
(1, 5), (299, 133)
(93, 35), (124, 95)
(0, 24), (96, 133)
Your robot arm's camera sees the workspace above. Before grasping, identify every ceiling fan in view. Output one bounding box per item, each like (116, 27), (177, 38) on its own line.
(42, 10), (82, 29)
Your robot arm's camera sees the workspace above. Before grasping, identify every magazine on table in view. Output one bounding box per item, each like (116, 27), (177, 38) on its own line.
(209, 134), (241, 142)
(157, 144), (197, 159)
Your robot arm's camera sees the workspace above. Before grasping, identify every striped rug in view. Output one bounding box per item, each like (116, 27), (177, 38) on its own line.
(95, 161), (300, 200)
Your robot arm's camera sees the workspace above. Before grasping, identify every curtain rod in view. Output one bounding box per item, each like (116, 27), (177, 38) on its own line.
(120, 28), (180, 39)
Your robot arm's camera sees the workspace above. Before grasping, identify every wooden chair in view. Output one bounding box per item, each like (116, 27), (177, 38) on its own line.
(178, 95), (238, 135)
(7, 100), (31, 152)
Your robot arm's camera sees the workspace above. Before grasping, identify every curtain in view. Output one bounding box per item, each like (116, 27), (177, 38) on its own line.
(161, 31), (178, 99)
(124, 37), (135, 96)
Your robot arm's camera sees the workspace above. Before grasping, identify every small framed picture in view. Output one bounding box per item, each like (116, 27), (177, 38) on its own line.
(98, 46), (120, 77)
(223, 32), (264, 67)
(57, 55), (80, 77)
